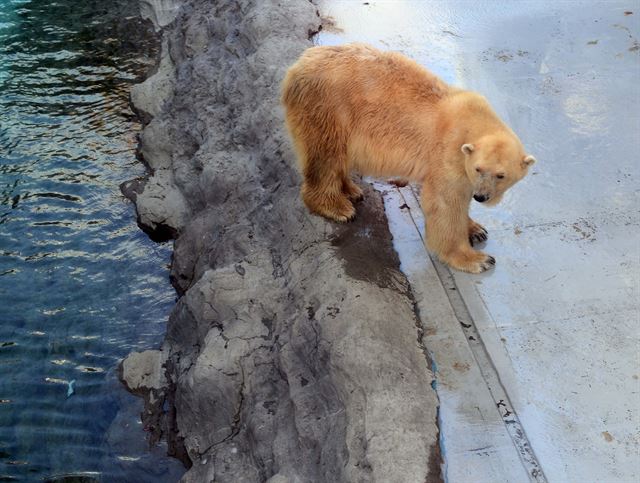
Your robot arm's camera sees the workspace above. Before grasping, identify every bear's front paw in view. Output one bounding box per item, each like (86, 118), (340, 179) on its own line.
(478, 254), (496, 272)
(468, 220), (488, 246)
(465, 254), (495, 273)
(446, 251), (495, 274)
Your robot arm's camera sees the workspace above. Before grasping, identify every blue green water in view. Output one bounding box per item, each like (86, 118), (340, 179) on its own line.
(0, 0), (184, 480)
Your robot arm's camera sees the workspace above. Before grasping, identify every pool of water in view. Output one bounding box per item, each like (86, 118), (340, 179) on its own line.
(0, 0), (184, 480)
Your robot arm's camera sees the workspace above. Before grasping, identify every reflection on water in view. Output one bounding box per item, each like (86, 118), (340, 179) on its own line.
(0, 0), (183, 480)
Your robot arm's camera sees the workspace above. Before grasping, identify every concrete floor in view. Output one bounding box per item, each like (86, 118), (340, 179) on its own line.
(316, 1), (640, 482)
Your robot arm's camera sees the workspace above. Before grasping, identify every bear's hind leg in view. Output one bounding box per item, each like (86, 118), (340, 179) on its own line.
(468, 218), (488, 246)
(301, 153), (355, 223)
(342, 177), (364, 202)
(302, 178), (355, 223)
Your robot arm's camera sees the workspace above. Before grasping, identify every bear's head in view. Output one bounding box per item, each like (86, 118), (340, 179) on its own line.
(461, 132), (535, 206)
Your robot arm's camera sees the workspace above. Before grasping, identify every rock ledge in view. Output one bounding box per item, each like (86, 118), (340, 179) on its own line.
(120, 1), (442, 481)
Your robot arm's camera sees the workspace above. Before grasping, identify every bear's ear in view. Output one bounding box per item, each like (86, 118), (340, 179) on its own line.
(461, 143), (474, 155)
(522, 155), (536, 167)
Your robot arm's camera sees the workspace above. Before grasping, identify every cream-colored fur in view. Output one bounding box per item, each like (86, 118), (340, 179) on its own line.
(281, 43), (535, 273)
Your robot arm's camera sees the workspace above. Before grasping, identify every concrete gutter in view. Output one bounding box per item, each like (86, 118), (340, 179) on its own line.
(378, 181), (544, 482)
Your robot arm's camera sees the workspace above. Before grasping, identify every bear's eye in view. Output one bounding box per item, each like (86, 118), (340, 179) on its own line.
(496, 174), (505, 179)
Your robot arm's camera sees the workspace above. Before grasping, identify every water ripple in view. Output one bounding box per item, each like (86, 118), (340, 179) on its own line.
(0, 0), (183, 480)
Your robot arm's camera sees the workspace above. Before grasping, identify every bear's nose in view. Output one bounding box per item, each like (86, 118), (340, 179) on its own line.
(474, 194), (489, 202)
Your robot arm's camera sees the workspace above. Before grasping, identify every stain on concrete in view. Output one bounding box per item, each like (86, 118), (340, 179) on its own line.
(565, 218), (597, 242)
(453, 361), (471, 373)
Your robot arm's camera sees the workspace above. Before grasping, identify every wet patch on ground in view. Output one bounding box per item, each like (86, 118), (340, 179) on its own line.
(330, 182), (408, 293)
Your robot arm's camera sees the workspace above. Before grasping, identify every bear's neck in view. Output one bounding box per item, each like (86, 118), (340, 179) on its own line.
(436, 91), (510, 166)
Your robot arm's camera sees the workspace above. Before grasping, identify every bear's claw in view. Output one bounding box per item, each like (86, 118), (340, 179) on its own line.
(444, 251), (496, 273)
(479, 255), (496, 271)
(336, 212), (356, 223)
(324, 203), (357, 223)
(468, 222), (489, 246)
(469, 231), (488, 246)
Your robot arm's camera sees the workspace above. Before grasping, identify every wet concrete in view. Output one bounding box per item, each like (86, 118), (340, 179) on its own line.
(317, 1), (640, 482)
(330, 183), (408, 293)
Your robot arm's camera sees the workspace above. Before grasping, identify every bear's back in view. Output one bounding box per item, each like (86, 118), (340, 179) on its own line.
(282, 44), (451, 111)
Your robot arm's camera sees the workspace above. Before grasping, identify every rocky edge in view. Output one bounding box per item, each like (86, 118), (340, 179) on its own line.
(119, 1), (442, 481)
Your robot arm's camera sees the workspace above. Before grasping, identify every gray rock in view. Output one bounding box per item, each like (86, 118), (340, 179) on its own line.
(121, 169), (189, 242)
(121, 0), (443, 481)
(139, 0), (182, 31)
(130, 38), (176, 123)
(139, 118), (174, 171)
(121, 349), (168, 393)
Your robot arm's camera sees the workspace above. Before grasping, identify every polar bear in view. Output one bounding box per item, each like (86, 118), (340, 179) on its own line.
(281, 44), (535, 273)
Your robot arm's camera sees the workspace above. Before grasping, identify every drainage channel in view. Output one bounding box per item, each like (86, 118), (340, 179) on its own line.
(375, 181), (547, 483)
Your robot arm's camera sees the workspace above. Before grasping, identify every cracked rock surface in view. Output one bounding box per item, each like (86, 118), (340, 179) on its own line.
(120, 1), (442, 481)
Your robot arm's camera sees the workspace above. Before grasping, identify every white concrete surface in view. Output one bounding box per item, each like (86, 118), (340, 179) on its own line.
(376, 181), (541, 482)
(317, 2), (640, 482)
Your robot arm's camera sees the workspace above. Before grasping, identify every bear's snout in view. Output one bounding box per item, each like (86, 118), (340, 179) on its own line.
(473, 194), (489, 203)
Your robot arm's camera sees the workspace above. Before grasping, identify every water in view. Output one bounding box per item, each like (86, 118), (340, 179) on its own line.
(0, 0), (184, 480)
